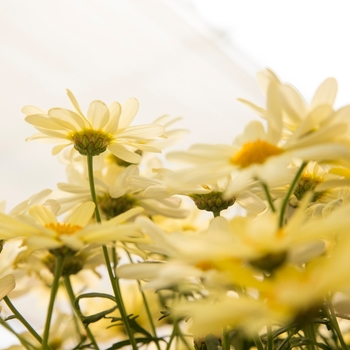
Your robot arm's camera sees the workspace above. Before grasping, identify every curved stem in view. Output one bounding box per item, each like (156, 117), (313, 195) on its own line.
(42, 254), (64, 350)
(64, 276), (100, 349)
(86, 153), (138, 350)
(279, 162), (307, 228)
(4, 296), (43, 345)
(261, 182), (276, 212)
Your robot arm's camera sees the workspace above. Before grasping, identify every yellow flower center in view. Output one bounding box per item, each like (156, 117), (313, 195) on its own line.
(231, 139), (283, 168)
(45, 223), (83, 236)
(196, 260), (215, 271)
(69, 129), (114, 156)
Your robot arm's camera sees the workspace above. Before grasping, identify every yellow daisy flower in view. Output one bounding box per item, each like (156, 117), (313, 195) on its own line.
(23, 90), (166, 163)
(0, 202), (144, 252)
(168, 73), (350, 197)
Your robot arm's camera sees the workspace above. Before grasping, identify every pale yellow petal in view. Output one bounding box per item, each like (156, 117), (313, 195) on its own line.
(60, 235), (85, 251)
(118, 98), (139, 129)
(310, 77), (337, 109)
(0, 275), (15, 300)
(117, 124), (164, 139)
(25, 236), (62, 250)
(22, 105), (47, 115)
(257, 68), (281, 95)
(105, 101), (121, 133)
(66, 202), (95, 226)
(25, 115), (67, 130)
(107, 207), (144, 225)
(49, 108), (88, 130)
(28, 205), (58, 225)
(107, 144), (142, 163)
(66, 89), (85, 117)
(237, 98), (267, 118)
(87, 100), (109, 129)
(52, 143), (72, 155)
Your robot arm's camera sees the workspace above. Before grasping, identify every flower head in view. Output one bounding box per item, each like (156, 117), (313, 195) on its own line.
(24, 90), (166, 162)
(0, 202), (144, 253)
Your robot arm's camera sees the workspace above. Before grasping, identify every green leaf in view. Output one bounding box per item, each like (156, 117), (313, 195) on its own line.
(107, 314), (153, 339)
(73, 292), (117, 327)
(106, 337), (165, 350)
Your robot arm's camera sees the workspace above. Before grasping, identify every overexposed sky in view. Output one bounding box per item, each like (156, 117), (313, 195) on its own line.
(180, 0), (350, 107)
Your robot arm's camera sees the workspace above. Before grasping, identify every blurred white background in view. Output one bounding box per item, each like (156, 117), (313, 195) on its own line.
(1, 0), (350, 346)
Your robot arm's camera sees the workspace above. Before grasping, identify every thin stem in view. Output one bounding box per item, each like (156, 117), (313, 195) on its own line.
(102, 246), (138, 350)
(4, 296), (43, 345)
(124, 247), (161, 350)
(165, 318), (191, 350)
(276, 327), (298, 350)
(64, 276), (100, 349)
(267, 324), (274, 350)
(42, 254), (64, 350)
(0, 317), (37, 350)
(303, 324), (316, 350)
(86, 153), (138, 350)
(325, 295), (348, 350)
(87, 153), (102, 223)
(222, 329), (230, 350)
(252, 332), (264, 350)
(261, 182), (276, 212)
(278, 162), (307, 228)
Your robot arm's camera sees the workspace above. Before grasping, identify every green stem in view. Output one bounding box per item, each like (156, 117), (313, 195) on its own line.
(278, 162), (307, 228)
(267, 324), (274, 350)
(64, 276), (100, 349)
(261, 182), (276, 212)
(86, 153), (138, 350)
(252, 332), (264, 350)
(213, 210), (221, 217)
(0, 317), (37, 350)
(42, 254), (64, 350)
(303, 324), (316, 350)
(326, 295), (348, 350)
(1, 321), (35, 350)
(275, 327), (298, 350)
(124, 247), (161, 350)
(87, 153), (102, 223)
(165, 318), (191, 350)
(222, 329), (230, 350)
(4, 296), (43, 345)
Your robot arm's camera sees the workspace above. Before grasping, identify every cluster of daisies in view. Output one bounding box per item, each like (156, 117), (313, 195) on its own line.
(2, 69), (350, 349)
